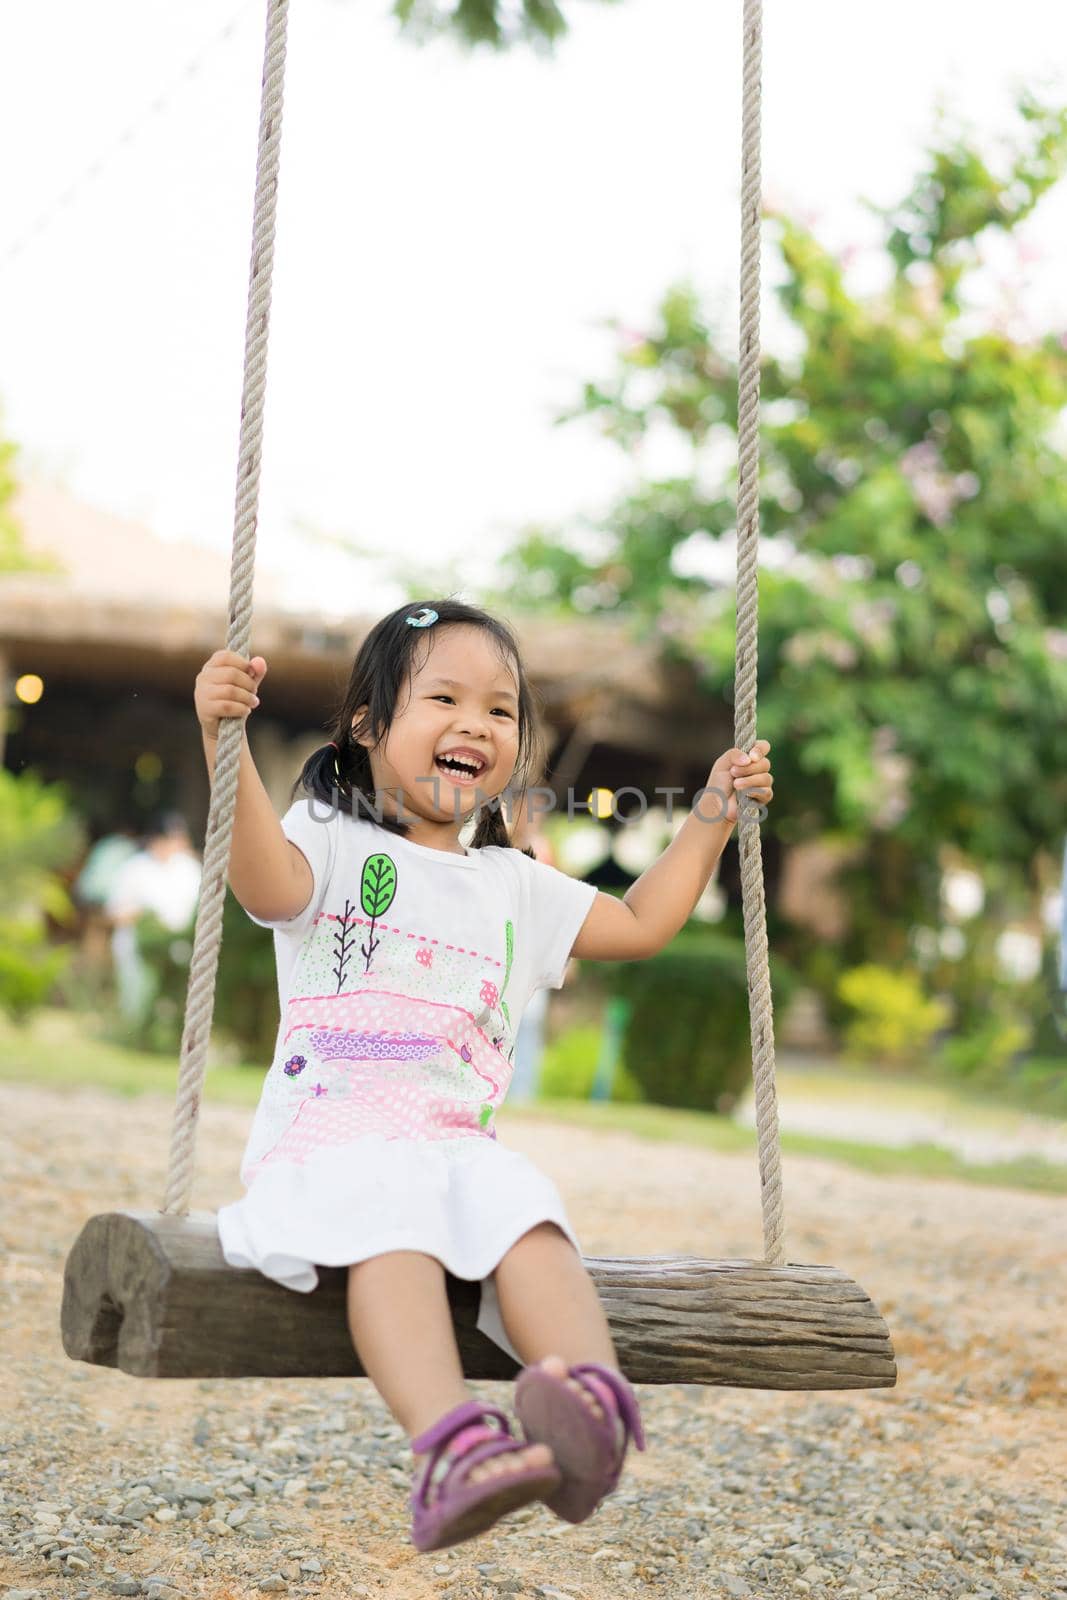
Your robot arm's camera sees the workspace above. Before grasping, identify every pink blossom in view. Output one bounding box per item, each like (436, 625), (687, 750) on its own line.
(416, 946), (433, 968)
(480, 979), (499, 1008)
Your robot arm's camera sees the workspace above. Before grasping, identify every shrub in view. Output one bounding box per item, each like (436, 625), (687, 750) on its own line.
(837, 963), (952, 1067)
(932, 1017), (1032, 1081)
(604, 928), (798, 1114)
(0, 769), (84, 1023)
(0, 917), (70, 1023)
(122, 893), (279, 1060)
(537, 1021), (642, 1102)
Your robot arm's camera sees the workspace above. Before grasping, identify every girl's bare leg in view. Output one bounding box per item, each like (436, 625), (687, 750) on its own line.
(491, 1222), (620, 1423)
(346, 1251), (552, 1486)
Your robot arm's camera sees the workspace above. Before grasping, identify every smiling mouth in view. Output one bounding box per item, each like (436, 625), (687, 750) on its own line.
(433, 755), (489, 786)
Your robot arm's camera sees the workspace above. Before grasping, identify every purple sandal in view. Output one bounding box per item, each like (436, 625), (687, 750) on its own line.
(513, 1361), (646, 1524)
(409, 1398), (562, 1553)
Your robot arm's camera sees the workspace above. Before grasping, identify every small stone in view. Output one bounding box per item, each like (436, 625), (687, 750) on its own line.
(122, 1502), (152, 1521)
(108, 1582), (143, 1596)
(206, 1520), (231, 1536)
(785, 1546), (816, 1570)
(282, 1564), (303, 1583)
(282, 1478), (308, 1499)
(258, 1576), (288, 1593)
(172, 1480), (215, 1503)
(299, 1559), (324, 1575)
(616, 1563), (636, 1580)
(4, 1592), (43, 1600)
(152, 1507), (178, 1525)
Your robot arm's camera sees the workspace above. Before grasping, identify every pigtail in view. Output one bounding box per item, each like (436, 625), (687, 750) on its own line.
(292, 742), (348, 815)
(468, 796), (536, 859)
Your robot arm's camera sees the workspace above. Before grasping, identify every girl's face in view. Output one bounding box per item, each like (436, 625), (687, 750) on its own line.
(353, 625), (521, 829)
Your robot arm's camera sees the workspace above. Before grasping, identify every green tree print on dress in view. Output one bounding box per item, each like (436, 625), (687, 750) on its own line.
(359, 854), (397, 975)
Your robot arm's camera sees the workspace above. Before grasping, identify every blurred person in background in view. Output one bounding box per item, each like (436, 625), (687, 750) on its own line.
(73, 822), (141, 980)
(105, 812), (202, 1024)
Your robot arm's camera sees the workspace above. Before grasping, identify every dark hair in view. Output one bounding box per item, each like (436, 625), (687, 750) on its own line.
(146, 810), (190, 841)
(290, 598), (546, 858)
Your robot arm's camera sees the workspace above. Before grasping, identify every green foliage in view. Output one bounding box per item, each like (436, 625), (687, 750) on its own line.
(482, 94), (1067, 1078)
(121, 895), (278, 1060)
(0, 422), (62, 576)
(836, 963), (952, 1068)
(0, 919), (70, 1024)
(392, 0), (621, 52)
(537, 1021), (642, 1101)
(932, 1016), (1032, 1081)
(605, 931), (798, 1114)
(0, 769), (85, 922)
(0, 770), (85, 1023)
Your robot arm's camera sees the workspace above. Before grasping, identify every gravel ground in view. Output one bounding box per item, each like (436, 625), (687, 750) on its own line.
(2, 1082), (1065, 1600)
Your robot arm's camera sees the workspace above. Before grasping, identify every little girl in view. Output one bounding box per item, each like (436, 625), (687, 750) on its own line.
(194, 597), (772, 1553)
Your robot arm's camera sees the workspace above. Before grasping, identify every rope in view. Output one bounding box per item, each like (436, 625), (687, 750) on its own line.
(735, 0), (786, 1267)
(159, 0), (787, 1268)
(163, 0), (290, 1215)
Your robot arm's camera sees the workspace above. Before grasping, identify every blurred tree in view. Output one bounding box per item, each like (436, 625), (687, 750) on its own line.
(0, 426), (44, 575)
(484, 93), (1067, 1046)
(391, 0), (622, 51)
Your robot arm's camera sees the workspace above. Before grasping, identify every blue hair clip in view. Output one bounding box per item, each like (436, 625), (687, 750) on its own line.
(405, 607), (438, 628)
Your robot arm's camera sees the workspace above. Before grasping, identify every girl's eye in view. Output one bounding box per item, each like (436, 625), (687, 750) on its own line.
(432, 695), (512, 717)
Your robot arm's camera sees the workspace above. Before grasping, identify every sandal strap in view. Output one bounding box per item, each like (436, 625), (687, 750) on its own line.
(570, 1362), (647, 1453)
(411, 1398), (510, 1456)
(410, 1400), (514, 1510)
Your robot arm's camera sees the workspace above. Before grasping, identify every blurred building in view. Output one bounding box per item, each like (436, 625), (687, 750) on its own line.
(0, 479), (739, 829)
(1, 479), (853, 1042)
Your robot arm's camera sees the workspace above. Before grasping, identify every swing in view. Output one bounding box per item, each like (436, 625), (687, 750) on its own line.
(61, 0), (896, 1393)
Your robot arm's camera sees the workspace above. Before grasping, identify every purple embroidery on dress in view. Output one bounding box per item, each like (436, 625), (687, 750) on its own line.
(311, 1083), (328, 1097)
(309, 1028), (440, 1062)
(283, 1054), (307, 1077)
(460, 1044), (473, 1063)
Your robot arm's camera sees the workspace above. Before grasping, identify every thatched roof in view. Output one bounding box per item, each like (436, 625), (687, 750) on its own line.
(2, 479), (720, 765)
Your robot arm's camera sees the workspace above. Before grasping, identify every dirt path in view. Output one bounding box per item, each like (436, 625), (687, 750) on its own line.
(2, 1083), (1064, 1600)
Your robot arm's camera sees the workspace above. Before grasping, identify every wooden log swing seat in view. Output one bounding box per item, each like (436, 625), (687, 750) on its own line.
(61, 0), (896, 1393)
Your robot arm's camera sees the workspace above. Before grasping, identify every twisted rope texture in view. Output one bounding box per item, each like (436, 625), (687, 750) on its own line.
(735, 0), (786, 1266)
(163, 0), (290, 1214)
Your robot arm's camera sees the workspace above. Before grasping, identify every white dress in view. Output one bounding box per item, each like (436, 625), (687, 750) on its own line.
(216, 799), (598, 1362)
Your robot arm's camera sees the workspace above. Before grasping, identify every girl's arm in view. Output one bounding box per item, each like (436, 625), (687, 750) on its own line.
(570, 805), (734, 962)
(196, 650), (312, 922)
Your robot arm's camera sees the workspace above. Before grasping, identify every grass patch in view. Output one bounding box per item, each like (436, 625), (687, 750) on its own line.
(0, 1008), (265, 1107)
(4, 1009), (1065, 1196)
(502, 1098), (1067, 1195)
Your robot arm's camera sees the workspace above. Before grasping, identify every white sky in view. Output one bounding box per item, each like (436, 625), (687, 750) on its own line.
(1, 0), (1065, 615)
